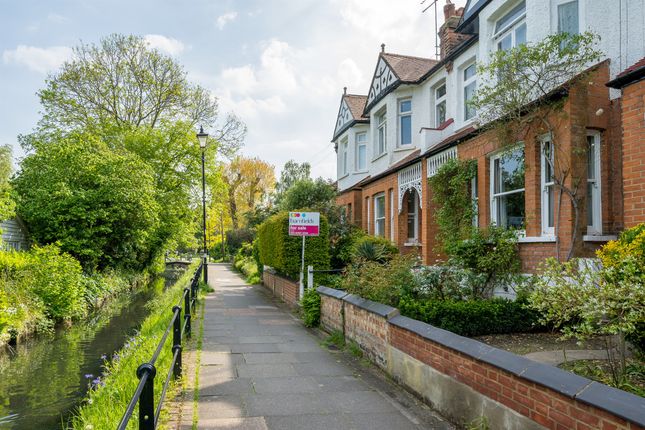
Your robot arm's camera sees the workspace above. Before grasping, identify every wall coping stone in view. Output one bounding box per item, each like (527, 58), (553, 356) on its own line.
(342, 293), (400, 318)
(316, 285), (348, 299)
(388, 315), (645, 427)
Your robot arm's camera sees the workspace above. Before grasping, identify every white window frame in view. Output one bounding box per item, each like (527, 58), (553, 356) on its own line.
(493, 1), (527, 52)
(340, 137), (348, 176)
(463, 62), (477, 122)
(540, 135), (556, 236)
(398, 98), (412, 146)
(434, 81), (447, 127)
(556, 0), (579, 35)
(374, 193), (386, 237)
(375, 108), (387, 157)
(406, 191), (419, 242)
(355, 132), (367, 171)
(366, 196), (371, 233)
(587, 131), (602, 235)
(490, 146), (525, 231)
(389, 189), (395, 241)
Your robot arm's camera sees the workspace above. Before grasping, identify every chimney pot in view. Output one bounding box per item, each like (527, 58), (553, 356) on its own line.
(443, 0), (455, 20)
(381, 43), (386, 53)
(343, 87), (347, 95)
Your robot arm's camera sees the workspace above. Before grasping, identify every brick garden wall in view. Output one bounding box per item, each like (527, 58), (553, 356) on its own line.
(317, 287), (645, 430)
(261, 268), (300, 306)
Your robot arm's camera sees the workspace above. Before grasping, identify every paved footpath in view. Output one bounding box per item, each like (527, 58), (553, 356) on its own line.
(193, 263), (453, 430)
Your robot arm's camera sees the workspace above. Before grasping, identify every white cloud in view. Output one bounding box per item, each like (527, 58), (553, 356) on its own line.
(216, 11), (238, 30)
(46, 13), (68, 23)
(143, 34), (185, 56)
(2, 45), (72, 74)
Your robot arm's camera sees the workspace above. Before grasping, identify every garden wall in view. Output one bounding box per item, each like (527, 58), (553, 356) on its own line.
(261, 267), (300, 307)
(317, 286), (645, 430)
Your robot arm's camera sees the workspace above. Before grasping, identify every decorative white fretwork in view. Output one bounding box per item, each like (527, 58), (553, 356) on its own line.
(334, 99), (353, 137)
(427, 147), (458, 178)
(397, 162), (423, 213)
(366, 58), (398, 108)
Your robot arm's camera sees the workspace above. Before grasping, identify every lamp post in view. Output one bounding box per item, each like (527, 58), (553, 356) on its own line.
(196, 126), (209, 284)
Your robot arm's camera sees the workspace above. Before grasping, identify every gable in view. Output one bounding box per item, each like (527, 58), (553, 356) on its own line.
(333, 99), (353, 138)
(366, 57), (399, 110)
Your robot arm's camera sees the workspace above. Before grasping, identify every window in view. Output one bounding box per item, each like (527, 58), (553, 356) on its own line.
(558, 1), (579, 35)
(389, 189), (395, 241)
(407, 191), (419, 241)
(376, 109), (387, 156)
(398, 99), (412, 146)
(434, 82), (447, 127)
(355, 132), (367, 170)
(587, 132), (601, 234)
(374, 194), (385, 237)
(494, 1), (527, 52)
(490, 147), (525, 229)
(463, 63), (477, 121)
(340, 137), (348, 176)
(541, 137), (555, 235)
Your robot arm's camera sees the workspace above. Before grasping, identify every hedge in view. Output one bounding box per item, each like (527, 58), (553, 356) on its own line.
(398, 296), (543, 337)
(257, 211), (330, 279)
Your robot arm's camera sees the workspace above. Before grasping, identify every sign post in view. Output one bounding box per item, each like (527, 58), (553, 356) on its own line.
(288, 212), (320, 300)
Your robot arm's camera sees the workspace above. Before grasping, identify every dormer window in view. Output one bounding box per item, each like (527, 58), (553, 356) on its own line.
(434, 82), (447, 127)
(494, 1), (527, 51)
(376, 109), (387, 156)
(398, 99), (412, 146)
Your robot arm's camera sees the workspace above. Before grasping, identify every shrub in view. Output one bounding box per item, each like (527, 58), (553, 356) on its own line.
(233, 245), (261, 284)
(300, 288), (321, 327)
(257, 211), (330, 279)
(225, 228), (255, 256)
(351, 235), (398, 263)
(331, 224), (365, 268)
(412, 265), (485, 301)
(399, 296), (541, 337)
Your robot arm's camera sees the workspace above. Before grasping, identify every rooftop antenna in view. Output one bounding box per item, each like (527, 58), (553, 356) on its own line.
(421, 0), (440, 59)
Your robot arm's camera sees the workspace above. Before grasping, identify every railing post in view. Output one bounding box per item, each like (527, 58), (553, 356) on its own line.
(136, 363), (156, 430)
(172, 306), (182, 379)
(307, 265), (314, 291)
(191, 275), (198, 312)
(184, 288), (191, 338)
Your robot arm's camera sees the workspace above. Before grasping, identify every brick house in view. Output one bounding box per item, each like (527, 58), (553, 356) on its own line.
(333, 0), (645, 273)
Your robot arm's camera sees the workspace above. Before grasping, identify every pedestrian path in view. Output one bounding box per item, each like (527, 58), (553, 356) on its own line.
(192, 263), (452, 430)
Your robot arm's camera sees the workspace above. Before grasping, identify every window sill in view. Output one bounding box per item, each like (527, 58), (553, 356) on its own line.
(371, 152), (387, 162)
(394, 146), (414, 153)
(583, 235), (617, 242)
(338, 173), (349, 180)
(354, 169), (369, 174)
(404, 241), (421, 247)
(517, 236), (556, 243)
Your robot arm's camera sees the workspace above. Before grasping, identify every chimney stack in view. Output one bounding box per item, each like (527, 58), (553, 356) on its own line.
(439, 1), (468, 60)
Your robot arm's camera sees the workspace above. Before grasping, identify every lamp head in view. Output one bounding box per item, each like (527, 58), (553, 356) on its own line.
(196, 126), (209, 149)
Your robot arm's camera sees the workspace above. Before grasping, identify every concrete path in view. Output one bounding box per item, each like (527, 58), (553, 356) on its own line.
(194, 263), (452, 430)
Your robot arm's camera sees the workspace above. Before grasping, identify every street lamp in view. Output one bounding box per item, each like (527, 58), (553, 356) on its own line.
(197, 126), (209, 284)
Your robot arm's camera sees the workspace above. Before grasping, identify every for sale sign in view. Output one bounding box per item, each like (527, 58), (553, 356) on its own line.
(288, 212), (320, 236)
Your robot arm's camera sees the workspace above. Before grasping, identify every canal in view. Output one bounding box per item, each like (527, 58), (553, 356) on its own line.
(0, 270), (183, 429)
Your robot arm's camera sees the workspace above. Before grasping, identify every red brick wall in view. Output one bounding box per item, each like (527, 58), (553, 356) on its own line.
(621, 79), (645, 228)
(337, 189), (363, 226)
(262, 270), (299, 306)
(344, 302), (391, 368)
(320, 294), (344, 333)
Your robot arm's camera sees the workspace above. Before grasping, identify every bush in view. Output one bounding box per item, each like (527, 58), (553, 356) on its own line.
(300, 288), (321, 327)
(257, 211), (330, 279)
(351, 235), (398, 263)
(233, 244), (261, 284)
(412, 265), (485, 301)
(225, 228), (255, 256)
(399, 296), (542, 337)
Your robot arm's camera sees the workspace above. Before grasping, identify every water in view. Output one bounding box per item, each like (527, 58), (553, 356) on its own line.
(0, 271), (183, 429)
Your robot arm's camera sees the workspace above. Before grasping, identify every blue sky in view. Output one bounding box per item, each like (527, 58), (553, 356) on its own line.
(0, 0), (464, 178)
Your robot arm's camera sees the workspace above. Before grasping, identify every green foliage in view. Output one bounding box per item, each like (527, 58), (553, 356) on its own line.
(300, 288), (321, 328)
(14, 133), (161, 272)
(226, 228), (255, 256)
(351, 235), (399, 264)
(0, 145), (15, 223)
(279, 178), (337, 213)
(321, 330), (345, 349)
(412, 265), (486, 301)
(340, 254), (417, 307)
(274, 160), (311, 207)
(448, 226), (521, 298)
(331, 224), (365, 268)
(399, 296), (541, 337)
(257, 211), (330, 279)
(428, 158), (477, 253)
(233, 244), (260, 284)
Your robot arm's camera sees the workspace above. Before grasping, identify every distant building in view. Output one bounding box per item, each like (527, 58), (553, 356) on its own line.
(1, 218), (30, 251)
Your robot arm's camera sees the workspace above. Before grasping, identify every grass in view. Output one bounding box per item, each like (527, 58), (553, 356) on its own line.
(321, 330), (346, 350)
(232, 255), (261, 284)
(559, 357), (645, 397)
(69, 262), (200, 430)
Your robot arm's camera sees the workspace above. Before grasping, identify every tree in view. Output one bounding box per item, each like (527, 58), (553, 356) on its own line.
(470, 32), (602, 260)
(28, 33), (245, 157)
(13, 133), (160, 271)
(274, 160), (311, 206)
(0, 145), (15, 222)
(279, 178), (337, 213)
(223, 157), (275, 229)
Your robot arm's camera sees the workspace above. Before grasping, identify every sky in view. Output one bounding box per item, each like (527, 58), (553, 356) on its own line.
(0, 0), (465, 179)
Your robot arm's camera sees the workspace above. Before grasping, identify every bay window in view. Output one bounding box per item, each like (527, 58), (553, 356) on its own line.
(587, 131), (601, 234)
(434, 82), (447, 127)
(463, 63), (477, 121)
(374, 193), (385, 237)
(356, 132), (367, 171)
(541, 137), (555, 235)
(494, 1), (527, 52)
(407, 191), (419, 242)
(398, 99), (412, 146)
(490, 147), (525, 229)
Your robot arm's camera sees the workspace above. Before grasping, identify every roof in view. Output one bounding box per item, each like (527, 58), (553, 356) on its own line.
(606, 58), (645, 89)
(381, 53), (438, 83)
(332, 93), (369, 141)
(344, 94), (368, 120)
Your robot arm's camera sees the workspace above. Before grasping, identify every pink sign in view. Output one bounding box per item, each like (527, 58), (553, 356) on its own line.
(288, 212), (320, 237)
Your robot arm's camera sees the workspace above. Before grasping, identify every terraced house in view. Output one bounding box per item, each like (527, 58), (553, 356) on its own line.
(333, 0), (645, 273)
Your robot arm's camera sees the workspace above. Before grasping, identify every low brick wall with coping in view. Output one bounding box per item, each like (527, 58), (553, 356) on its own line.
(261, 267), (300, 306)
(317, 286), (645, 430)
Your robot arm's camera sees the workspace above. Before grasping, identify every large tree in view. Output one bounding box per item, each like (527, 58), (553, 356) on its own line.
(0, 145), (15, 222)
(223, 157), (275, 229)
(273, 160), (311, 206)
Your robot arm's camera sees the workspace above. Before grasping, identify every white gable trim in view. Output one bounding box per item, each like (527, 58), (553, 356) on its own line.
(334, 99), (353, 137)
(366, 57), (398, 110)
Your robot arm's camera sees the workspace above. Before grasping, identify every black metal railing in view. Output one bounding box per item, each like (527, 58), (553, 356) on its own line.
(117, 262), (203, 430)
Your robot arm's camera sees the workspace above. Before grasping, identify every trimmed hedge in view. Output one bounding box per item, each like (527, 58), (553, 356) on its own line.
(398, 296), (542, 337)
(257, 211), (330, 279)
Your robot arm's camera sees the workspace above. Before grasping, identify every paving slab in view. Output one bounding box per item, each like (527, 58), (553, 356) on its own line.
(194, 264), (454, 430)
